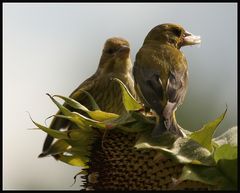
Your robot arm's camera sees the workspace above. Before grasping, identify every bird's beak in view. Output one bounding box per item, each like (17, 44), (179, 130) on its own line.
(118, 45), (130, 53)
(117, 45), (130, 58)
(182, 31), (201, 46)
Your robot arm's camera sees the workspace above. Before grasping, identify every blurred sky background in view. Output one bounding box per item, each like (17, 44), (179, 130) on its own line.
(3, 3), (237, 190)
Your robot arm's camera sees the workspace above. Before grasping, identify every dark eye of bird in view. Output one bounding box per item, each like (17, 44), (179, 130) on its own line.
(172, 29), (182, 37)
(107, 48), (116, 54)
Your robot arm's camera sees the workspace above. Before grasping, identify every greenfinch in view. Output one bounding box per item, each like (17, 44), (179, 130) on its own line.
(41, 37), (136, 155)
(133, 23), (201, 137)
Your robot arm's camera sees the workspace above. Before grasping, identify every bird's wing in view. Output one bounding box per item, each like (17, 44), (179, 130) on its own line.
(163, 69), (188, 120)
(133, 64), (164, 115)
(166, 69), (188, 105)
(69, 72), (99, 100)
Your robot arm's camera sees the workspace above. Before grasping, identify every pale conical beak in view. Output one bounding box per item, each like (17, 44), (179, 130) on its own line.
(116, 45), (130, 58)
(118, 45), (130, 53)
(182, 31), (201, 46)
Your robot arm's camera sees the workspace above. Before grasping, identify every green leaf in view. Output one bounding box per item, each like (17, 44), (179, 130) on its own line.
(118, 111), (155, 133)
(135, 131), (178, 149)
(66, 129), (89, 140)
(33, 117), (92, 143)
(88, 110), (119, 121)
(77, 89), (100, 110)
(55, 154), (88, 167)
(31, 118), (68, 139)
(103, 112), (135, 129)
(47, 93), (72, 116)
(217, 159), (237, 189)
(65, 131), (94, 161)
(176, 143), (237, 190)
(55, 112), (107, 130)
(214, 144), (237, 163)
(178, 165), (222, 186)
(54, 95), (89, 112)
(40, 139), (70, 157)
(118, 121), (152, 133)
(213, 126), (237, 146)
(177, 165), (235, 190)
(54, 114), (91, 131)
(70, 112), (107, 129)
(135, 133), (215, 166)
(161, 138), (215, 165)
(64, 131), (93, 151)
(54, 94), (119, 122)
(213, 143), (237, 189)
(190, 108), (227, 152)
(66, 147), (90, 158)
(113, 78), (142, 111)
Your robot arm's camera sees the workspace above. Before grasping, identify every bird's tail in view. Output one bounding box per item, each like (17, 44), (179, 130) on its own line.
(151, 112), (184, 138)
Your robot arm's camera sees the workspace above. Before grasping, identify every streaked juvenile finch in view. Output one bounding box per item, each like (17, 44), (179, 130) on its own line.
(133, 23), (201, 137)
(41, 37), (136, 155)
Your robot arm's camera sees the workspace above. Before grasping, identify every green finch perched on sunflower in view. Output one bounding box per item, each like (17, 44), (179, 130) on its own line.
(40, 37), (136, 156)
(133, 23), (201, 137)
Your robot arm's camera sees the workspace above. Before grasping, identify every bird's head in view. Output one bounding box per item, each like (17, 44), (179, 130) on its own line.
(98, 37), (132, 74)
(144, 23), (201, 49)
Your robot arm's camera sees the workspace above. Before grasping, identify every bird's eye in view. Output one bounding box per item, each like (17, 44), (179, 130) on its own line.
(172, 29), (182, 37)
(107, 48), (116, 54)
